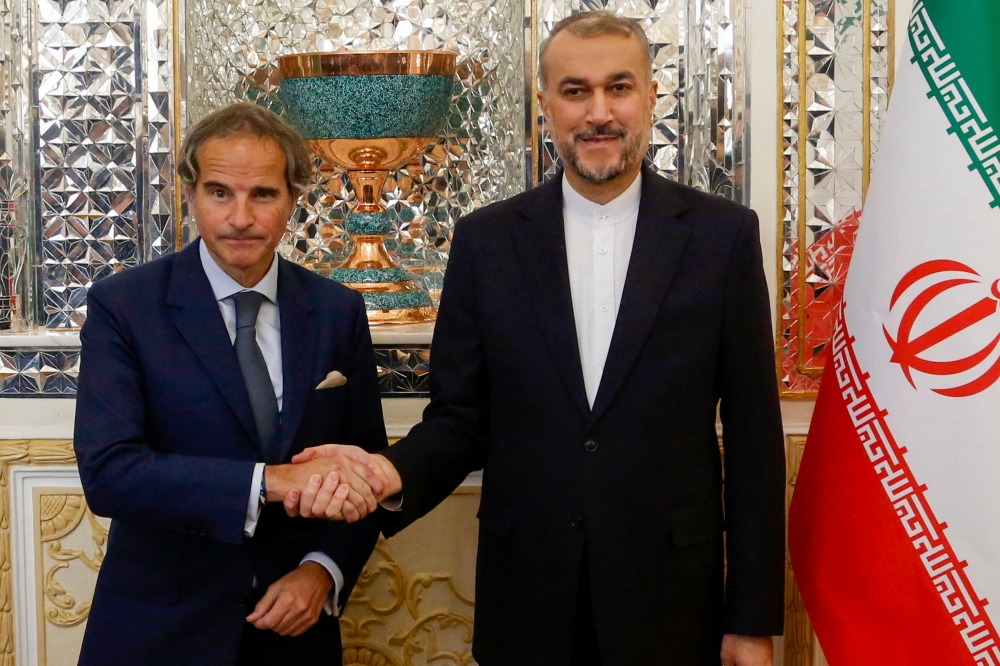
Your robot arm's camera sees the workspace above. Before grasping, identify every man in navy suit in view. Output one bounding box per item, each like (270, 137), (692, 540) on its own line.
(74, 102), (388, 665)
(291, 12), (785, 666)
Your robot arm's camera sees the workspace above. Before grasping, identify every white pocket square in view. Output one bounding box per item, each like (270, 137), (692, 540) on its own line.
(315, 370), (347, 390)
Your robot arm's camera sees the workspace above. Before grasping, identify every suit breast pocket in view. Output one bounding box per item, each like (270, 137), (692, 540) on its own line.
(311, 383), (348, 410)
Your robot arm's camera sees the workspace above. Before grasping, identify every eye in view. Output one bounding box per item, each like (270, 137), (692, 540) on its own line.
(563, 87), (584, 97)
(611, 82), (632, 93)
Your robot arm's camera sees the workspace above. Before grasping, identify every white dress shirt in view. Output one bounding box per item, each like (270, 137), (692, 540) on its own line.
(562, 173), (642, 407)
(199, 240), (343, 613)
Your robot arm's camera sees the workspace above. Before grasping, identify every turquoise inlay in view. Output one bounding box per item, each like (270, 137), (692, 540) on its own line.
(280, 75), (454, 139)
(328, 267), (411, 284)
(346, 211), (391, 236)
(361, 289), (433, 311)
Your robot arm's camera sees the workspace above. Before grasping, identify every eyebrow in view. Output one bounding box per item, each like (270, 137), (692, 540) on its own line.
(250, 186), (281, 196)
(558, 71), (637, 88)
(608, 71), (636, 82)
(199, 181), (281, 197)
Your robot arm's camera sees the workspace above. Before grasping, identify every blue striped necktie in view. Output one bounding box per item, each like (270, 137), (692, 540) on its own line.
(232, 291), (280, 462)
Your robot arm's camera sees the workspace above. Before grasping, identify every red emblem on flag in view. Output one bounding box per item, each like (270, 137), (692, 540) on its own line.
(883, 259), (1000, 397)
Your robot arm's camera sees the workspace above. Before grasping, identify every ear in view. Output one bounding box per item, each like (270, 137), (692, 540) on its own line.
(183, 184), (196, 214)
(647, 78), (658, 114)
(537, 88), (550, 128)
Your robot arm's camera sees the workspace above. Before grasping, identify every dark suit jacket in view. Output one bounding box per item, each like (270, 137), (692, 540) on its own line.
(74, 239), (387, 666)
(382, 167), (785, 665)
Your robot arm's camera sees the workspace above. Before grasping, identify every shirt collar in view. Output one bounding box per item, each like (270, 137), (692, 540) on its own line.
(561, 171), (642, 228)
(198, 237), (279, 304)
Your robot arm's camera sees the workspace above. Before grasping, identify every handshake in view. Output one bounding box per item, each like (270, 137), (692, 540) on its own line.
(264, 445), (403, 522)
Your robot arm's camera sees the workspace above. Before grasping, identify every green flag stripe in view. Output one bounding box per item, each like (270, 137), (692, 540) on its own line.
(910, 0), (1000, 209)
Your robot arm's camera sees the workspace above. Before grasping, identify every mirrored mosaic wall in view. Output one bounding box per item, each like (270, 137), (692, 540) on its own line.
(0, 344), (428, 396)
(0, 0), (176, 330)
(778, 0), (893, 395)
(0, 0), (33, 331)
(0, 0), (750, 333)
(184, 0), (527, 274)
(533, 0), (749, 203)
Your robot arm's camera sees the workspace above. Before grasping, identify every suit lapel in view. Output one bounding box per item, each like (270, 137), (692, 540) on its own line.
(166, 240), (260, 449)
(275, 259), (319, 462)
(512, 174), (591, 420)
(590, 169), (692, 423)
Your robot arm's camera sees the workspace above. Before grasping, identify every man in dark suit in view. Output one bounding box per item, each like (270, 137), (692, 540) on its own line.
(73, 102), (389, 665)
(290, 11), (785, 666)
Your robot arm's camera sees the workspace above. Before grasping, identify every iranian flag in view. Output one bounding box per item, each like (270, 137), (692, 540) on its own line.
(787, 1), (1000, 663)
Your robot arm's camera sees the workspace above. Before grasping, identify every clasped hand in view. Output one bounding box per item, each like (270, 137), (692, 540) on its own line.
(269, 445), (401, 522)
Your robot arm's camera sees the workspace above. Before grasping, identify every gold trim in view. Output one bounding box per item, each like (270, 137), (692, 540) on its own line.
(33, 488), (105, 666)
(530, 0), (540, 187)
(172, 0), (184, 251)
(774, 0), (789, 392)
(0, 440), (78, 666)
(888, 0), (896, 99)
(278, 51), (457, 80)
(783, 435), (814, 666)
(343, 532), (476, 665)
(794, 0), (810, 379)
(863, 0), (872, 202)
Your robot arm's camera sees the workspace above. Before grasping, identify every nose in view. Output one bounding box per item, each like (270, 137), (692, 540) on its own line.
(586, 90), (614, 126)
(230, 197), (254, 230)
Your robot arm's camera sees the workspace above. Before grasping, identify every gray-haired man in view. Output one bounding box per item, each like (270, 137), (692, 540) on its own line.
(74, 102), (388, 666)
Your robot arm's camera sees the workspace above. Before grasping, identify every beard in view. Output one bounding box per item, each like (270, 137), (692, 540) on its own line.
(555, 124), (645, 185)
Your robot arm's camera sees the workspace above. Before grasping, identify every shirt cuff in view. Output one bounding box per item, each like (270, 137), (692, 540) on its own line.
(301, 552), (345, 616)
(244, 463), (265, 537)
(380, 493), (403, 512)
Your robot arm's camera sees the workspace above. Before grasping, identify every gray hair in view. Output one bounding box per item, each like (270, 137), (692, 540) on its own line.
(539, 11), (653, 90)
(178, 102), (314, 193)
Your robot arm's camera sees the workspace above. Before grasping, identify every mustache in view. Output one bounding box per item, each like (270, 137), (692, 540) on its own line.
(574, 125), (628, 140)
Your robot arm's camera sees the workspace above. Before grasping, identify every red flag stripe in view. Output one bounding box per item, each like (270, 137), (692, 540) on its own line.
(791, 307), (1000, 664)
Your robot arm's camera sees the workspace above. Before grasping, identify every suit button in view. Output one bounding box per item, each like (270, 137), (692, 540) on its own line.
(584, 439), (598, 453)
(570, 516), (584, 529)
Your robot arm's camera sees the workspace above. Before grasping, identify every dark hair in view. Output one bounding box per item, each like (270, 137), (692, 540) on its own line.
(539, 11), (653, 90)
(178, 102), (314, 192)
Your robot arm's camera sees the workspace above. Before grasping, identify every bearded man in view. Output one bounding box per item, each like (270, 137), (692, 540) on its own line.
(291, 11), (785, 665)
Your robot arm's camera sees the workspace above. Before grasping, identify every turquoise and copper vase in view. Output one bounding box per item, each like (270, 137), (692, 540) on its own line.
(278, 50), (456, 324)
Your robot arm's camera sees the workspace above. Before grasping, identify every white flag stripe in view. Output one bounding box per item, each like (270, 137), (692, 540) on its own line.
(847, 15), (1000, 628)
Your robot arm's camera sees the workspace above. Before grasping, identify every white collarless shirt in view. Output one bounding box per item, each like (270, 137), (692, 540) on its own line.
(562, 173), (642, 407)
(198, 240), (343, 613)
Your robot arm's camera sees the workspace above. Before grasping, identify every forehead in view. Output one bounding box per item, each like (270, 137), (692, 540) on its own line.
(543, 31), (648, 84)
(196, 135), (287, 186)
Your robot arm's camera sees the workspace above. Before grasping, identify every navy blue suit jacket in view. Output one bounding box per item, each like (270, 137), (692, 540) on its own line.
(74, 239), (386, 665)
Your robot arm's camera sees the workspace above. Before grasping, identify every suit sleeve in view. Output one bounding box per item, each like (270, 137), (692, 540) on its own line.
(718, 210), (786, 636)
(312, 293), (387, 606)
(74, 282), (256, 546)
(379, 222), (490, 534)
